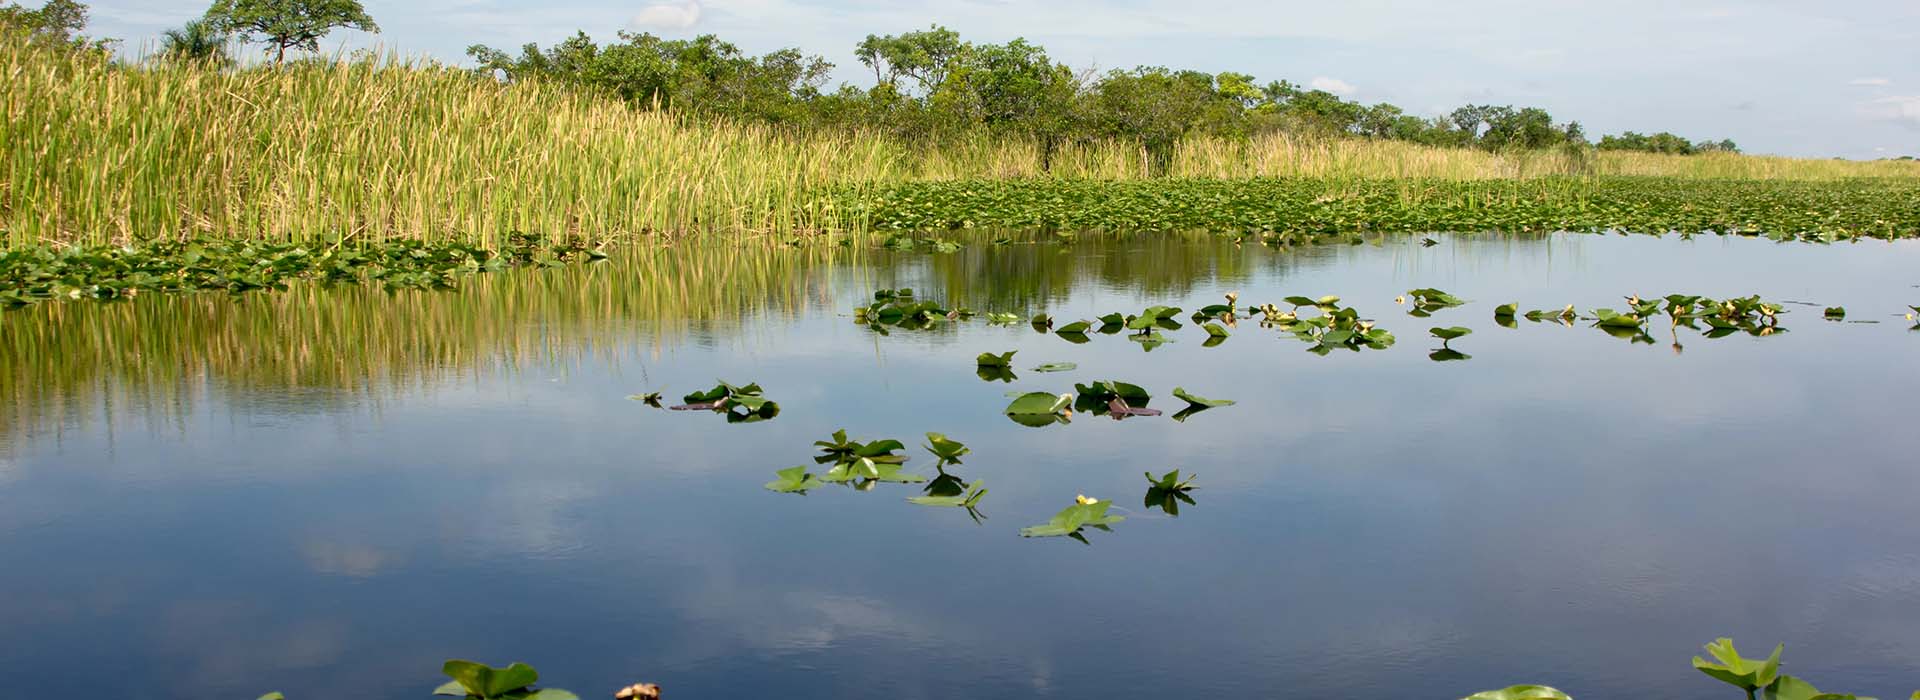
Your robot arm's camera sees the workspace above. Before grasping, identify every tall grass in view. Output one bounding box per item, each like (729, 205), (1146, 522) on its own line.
(4, 32), (1916, 247)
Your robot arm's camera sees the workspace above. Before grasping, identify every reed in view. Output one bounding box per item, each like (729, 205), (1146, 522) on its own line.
(4, 32), (1915, 248)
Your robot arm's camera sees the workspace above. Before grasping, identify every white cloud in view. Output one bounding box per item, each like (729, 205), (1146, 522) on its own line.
(1309, 76), (1357, 96)
(631, 1), (703, 30)
(1850, 77), (1893, 86)
(1865, 96), (1920, 128)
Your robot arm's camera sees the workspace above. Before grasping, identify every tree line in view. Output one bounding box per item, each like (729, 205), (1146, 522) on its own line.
(8, 0), (1749, 169)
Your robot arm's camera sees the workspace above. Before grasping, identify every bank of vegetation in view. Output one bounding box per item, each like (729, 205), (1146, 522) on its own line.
(3, 0), (1919, 280)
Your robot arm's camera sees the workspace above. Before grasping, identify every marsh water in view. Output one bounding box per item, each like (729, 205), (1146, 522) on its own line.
(4, 232), (1920, 699)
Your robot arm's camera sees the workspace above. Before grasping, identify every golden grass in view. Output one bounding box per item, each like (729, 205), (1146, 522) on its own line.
(4, 33), (1915, 247)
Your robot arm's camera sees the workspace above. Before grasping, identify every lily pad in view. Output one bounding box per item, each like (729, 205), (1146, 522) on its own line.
(1055, 320), (1092, 334)
(1430, 326), (1473, 341)
(765, 466), (823, 494)
(1460, 686), (1571, 700)
(1020, 498), (1125, 539)
(1172, 387), (1235, 408)
(1202, 323), (1229, 338)
(908, 480), (987, 508)
(924, 433), (971, 462)
(1032, 362), (1078, 373)
(976, 351), (1017, 368)
(1005, 392), (1073, 416)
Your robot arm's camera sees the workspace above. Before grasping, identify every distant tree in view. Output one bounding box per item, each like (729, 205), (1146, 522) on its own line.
(0, 0), (111, 50)
(1091, 67), (1215, 174)
(854, 25), (963, 95)
(203, 0), (378, 63)
(161, 19), (231, 66)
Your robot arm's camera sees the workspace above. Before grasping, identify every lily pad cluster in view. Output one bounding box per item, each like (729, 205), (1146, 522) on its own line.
(1252, 297), (1396, 354)
(670, 381), (781, 422)
(0, 234), (605, 308)
(1691, 638), (1874, 700)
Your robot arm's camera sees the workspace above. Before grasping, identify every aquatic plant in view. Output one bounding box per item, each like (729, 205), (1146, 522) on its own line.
(435, 660), (576, 700)
(1267, 303), (1395, 353)
(1020, 495), (1125, 543)
(627, 392), (664, 408)
(1144, 470), (1199, 516)
(1004, 392), (1074, 427)
(764, 466), (824, 494)
(1404, 288), (1468, 316)
(1687, 638), (1875, 700)
(1525, 305), (1579, 325)
(908, 480), (987, 509)
(1075, 380), (1155, 417)
(675, 381), (780, 422)
(1430, 326), (1473, 344)
(923, 433), (971, 464)
(1824, 307), (1846, 320)
(976, 351), (1017, 368)
(1031, 362), (1078, 373)
(1461, 686), (1572, 700)
(843, 177), (1920, 242)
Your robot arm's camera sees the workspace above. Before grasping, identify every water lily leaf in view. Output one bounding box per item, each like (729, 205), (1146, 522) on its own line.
(1283, 295), (1317, 307)
(909, 480), (987, 507)
(1461, 685), (1571, 700)
(1429, 348), (1472, 362)
(1005, 392), (1073, 415)
(258, 694), (286, 700)
(627, 392), (663, 407)
(1097, 312), (1126, 326)
(1765, 675), (1873, 700)
(1021, 500), (1124, 538)
(1203, 323), (1229, 338)
(976, 351), (1017, 368)
(1055, 331), (1092, 344)
(442, 660), (540, 699)
(1172, 387), (1235, 408)
(1056, 320), (1092, 334)
(1031, 313), (1053, 330)
(1032, 362), (1077, 373)
(977, 366), (1018, 383)
(1494, 303), (1518, 318)
(925, 433), (970, 461)
(1076, 381), (1151, 404)
(1430, 326), (1472, 341)
(1129, 332), (1172, 351)
(765, 466), (823, 494)
(1693, 638), (1782, 692)
(435, 681), (468, 696)
(1824, 307), (1846, 320)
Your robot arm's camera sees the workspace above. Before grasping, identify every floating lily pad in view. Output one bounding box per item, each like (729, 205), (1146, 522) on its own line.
(908, 480), (987, 508)
(1032, 362), (1078, 373)
(1824, 306), (1846, 320)
(1203, 323), (1229, 338)
(1055, 320), (1092, 334)
(1430, 326), (1472, 341)
(1429, 348), (1473, 362)
(1172, 387), (1235, 408)
(976, 351), (1017, 368)
(1459, 685), (1571, 700)
(765, 466), (823, 494)
(924, 433), (970, 463)
(1020, 498), (1125, 541)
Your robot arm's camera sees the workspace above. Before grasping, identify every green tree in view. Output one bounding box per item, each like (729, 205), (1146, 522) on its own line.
(0, 0), (110, 50)
(203, 0), (378, 63)
(854, 25), (963, 94)
(1090, 67), (1215, 174)
(160, 18), (231, 66)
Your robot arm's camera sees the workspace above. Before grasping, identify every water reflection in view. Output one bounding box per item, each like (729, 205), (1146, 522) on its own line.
(3, 232), (1920, 699)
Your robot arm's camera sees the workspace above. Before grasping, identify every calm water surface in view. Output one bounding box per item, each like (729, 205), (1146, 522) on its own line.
(4, 232), (1920, 699)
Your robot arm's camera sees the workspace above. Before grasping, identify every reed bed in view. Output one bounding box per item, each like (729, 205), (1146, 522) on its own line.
(4, 33), (1916, 248)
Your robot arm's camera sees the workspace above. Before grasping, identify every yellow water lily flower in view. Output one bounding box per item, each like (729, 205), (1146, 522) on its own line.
(1075, 494), (1100, 505)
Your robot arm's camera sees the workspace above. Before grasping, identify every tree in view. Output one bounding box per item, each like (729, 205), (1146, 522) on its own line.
(203, 0), (378, 63)
(0, 0), (110, 50)
(854, 25), (963, 95)
(161, 19), (231, 66)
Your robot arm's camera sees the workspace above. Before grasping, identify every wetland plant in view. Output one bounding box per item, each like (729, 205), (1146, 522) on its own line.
(1004, 392), (1074, 427)
(1020, 495), (1125, 543)
(1690, 638), (1875, 700)
(1144, 469), (1199, 516)
(1461, 686), (1571, 700)
(674, 381), (780, 422)
(435, 660), (576, 700)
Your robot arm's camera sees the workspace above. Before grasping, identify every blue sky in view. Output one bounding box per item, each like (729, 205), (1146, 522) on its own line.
(87, 0), (1920, 159)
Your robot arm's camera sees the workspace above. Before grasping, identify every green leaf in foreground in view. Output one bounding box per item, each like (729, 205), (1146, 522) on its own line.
(1764, 675), (1874, 700)
(1460, 685), (1572, 700)
(437, 660), (576, 700)
(1692, 638), (1782, 695)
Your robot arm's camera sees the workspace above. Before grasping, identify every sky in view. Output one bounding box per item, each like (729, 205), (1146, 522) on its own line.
(84, 0), (1920, 159)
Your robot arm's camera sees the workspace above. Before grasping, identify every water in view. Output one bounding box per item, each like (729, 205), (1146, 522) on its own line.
(4, 232), (1920, 699)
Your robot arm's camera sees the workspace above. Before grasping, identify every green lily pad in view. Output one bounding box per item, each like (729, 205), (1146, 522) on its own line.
(908, 480), (987, 508)
(1430, 326), (1472, 341)
(1020, 499), (1125, 539)
(1460, 686), (1571, 700)
(1032, 362), (1078, 373)
(1056, 320), (1092, 334)
(1172, 387), (1235, 408)
(1203, 322), (1229, 338)
(976, 350), (1017, 368)
(765, 466), (823, 493)
(1005, 392), (1073, 416)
